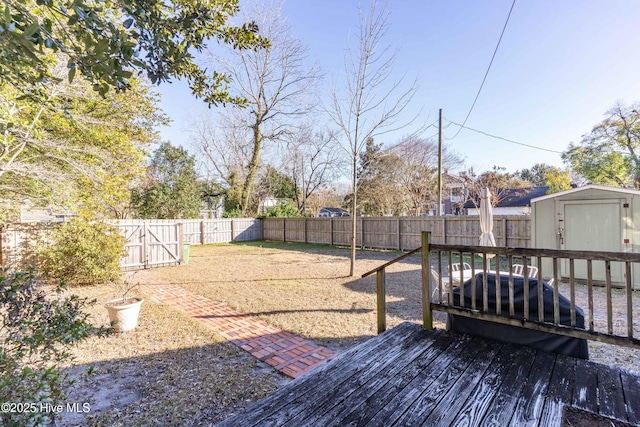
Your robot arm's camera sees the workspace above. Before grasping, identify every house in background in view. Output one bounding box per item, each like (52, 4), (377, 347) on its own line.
(464, 187), (549, 216)
(318, 207), (350, 217)
(443, 173), (468, 215)
(200, 203), (224, 219)
(258, 197), (280, 214)
(423, 173), (468, 216)
(19, 206), (77, 223)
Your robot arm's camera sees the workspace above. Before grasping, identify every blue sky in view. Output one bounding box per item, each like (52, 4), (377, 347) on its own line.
(156, 0), (640, 175)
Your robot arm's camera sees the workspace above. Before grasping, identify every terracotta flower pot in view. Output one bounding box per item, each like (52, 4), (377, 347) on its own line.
(105, 297), (144, 332)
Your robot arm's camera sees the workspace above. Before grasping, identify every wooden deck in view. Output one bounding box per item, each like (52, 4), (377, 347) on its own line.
(217, 322), (640, 426)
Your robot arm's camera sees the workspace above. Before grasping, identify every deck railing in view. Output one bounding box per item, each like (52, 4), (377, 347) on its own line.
(363, 231), (640, 350)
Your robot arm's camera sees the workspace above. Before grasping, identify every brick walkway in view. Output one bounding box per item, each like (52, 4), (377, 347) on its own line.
(140, 280), (338, 379)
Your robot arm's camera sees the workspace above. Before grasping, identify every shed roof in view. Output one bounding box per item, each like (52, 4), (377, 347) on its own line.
(531, 184), (640, 204)
(464, 187), (549, 209)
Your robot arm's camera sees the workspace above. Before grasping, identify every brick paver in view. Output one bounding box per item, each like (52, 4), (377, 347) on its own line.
(140, 279), (337, 379)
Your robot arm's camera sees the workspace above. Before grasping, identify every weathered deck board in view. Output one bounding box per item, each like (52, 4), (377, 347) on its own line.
(538, 355), (576, 427)
(598, 364), (628, 422)
(508, 351), (556, 426)
(572, 357), (599, 413)
(476, 345), (537, 427)
(287, 327), (445, 426)
(302, 330), (460, 426)
(622, 370), (640, 425)
(216, 322), (640, 427)
(225, 322), (418, 426)
(413, 339), (501, 427)
(448, 345), (527, 426)
(392, 337), (498, 425)
(364, 336), (479, 426)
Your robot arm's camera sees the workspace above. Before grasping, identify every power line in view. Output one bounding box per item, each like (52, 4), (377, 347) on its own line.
(446, 0), (517, 140)
(424, 118), (440, 131)
(445, 119), (564, 154)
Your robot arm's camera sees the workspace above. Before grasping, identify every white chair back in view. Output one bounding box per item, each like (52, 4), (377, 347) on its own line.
(512, 264), (538, 278)
(450, 262), (472, 272)
(430, 269), (451, 304)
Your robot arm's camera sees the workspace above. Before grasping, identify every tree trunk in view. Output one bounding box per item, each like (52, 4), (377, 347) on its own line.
(241, 120), (262, 216)
(350, 155), (357, 277)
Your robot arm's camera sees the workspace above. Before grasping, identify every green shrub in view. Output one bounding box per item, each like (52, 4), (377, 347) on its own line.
(0, 268), (109, 427)
(222, 207), (243, 218)
(258, 200), (301, 218)
(36, 218), (127, 286)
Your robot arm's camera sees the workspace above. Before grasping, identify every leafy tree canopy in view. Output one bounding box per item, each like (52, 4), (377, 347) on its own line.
(518, 163), (572, 194)
(545, 168), (572, 194)
(357, 138), (407, 216)
(518, 163), (560, 187)
(562, 102), (640, 189)
(0, 62), (166, 221)
(1, 0), (268, 104)
(131, 142), (202, 219)
(259, 165), (297, 200)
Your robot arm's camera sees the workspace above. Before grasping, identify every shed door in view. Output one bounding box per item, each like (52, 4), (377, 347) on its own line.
(562, 201), (623, 283)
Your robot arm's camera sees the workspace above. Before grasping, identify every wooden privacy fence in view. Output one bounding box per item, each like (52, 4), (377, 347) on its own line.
(1, 218), (262, 271)
(0, 223), (50, 270)
(3, 216), (528, 270)
(116, 219), (262, 270)
(263, 215), (531, 250)
(178, 218), (262, 245)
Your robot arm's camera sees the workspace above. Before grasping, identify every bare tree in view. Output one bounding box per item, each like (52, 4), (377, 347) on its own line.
(327, 1), (420, 276)
(462, 166), (531, 209)
(283, 126), (342, 214)
(306, 184), (348, 216)
(192, 109), (254, 211)
(199, 0), (321, 216)
(390, 136), (463, 215)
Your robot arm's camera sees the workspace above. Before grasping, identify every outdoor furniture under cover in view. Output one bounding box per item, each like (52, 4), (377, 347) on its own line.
(447, 272), (589, 359)
(512, 263), (538, 278)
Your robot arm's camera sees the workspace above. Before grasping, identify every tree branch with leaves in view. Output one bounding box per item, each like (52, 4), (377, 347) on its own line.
(1, 0), (268, 104)
(0, 58), (167, 221)
(562, 102), (640, 189)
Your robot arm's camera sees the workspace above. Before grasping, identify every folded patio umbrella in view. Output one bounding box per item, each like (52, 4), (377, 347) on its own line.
(479, 187), (496, 248)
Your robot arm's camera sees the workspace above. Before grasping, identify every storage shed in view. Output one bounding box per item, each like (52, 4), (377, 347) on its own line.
(531, 184), (640, 288)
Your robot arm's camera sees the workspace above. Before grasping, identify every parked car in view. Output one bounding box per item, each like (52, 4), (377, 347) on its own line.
(318, 207), (350, 217)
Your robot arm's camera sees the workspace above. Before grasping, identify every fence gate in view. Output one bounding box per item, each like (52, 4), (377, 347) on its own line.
(118, 221), (183, 271)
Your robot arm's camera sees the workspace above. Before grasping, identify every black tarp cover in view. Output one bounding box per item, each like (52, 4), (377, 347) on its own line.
(447, 272), (589, 359)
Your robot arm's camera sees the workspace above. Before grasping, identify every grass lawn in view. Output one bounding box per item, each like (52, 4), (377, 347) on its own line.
(143, 241), (435, 350)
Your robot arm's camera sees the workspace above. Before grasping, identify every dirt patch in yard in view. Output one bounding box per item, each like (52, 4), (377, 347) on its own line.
(56, 284), (287, 426)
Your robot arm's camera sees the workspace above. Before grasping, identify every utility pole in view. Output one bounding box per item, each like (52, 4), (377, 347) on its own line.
(436, 108), (443, 216)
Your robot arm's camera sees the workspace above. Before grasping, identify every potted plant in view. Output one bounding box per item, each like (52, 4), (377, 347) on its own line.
(105, 272), (144, 332)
